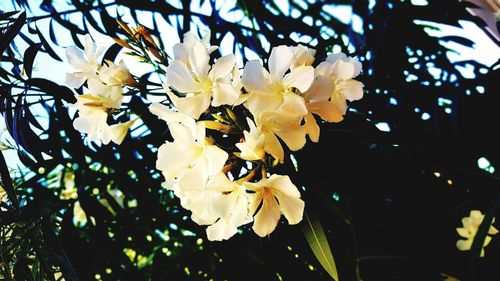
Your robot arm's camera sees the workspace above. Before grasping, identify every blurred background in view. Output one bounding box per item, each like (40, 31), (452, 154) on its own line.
(1, 0), (499, 280)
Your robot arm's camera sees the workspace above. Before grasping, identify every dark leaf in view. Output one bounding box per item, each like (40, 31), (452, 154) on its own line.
(101, 43), (122, 64)
(0, 11), (26, 56)
(26, 78), (77, 103)
(23, 43), (41, 78)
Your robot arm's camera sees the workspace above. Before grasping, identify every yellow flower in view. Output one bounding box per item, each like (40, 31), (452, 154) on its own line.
(456, 210), (498, 257)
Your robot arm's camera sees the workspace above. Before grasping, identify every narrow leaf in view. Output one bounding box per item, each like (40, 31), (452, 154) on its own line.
(0, 11), (26, 56)
(303, 212), (339, 281)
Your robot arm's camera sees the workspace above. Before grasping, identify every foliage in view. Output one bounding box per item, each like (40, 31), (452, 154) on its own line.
(0, 0), (499, 280)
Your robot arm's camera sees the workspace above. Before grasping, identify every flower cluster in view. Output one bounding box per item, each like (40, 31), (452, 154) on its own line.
(456, 210), (498, 257)
(66, 34), (136, 144)
(66, 29), (364, 241)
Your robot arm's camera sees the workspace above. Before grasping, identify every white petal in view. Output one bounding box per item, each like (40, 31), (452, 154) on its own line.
(331, 60), (355, 80)
(173, 43), (188, 62)
(210, 54), (236, 80)
(149, 103), (196, 129)
(206, 172), (233, 193)
(167, 61), (200, 93)
(177, 164), (209, 193)
(167, 91), (211, 119)
(275, 193), (304, 225)
(339, 80), (364, 101)
(347, 57), (362, 77)
(189, 41), (210, 79)
(282, 65), (314, 93)
(156, 142), (198, 179)
(84, 34), (97, 62)
(252, 193), (281, 237)
(109, 119), (136, 144)
(315, 61), (333, 77)
(268, 45), (293, 81)
(169, 122), (196, 144)
(245, 93), (283, 118)
(65, 73), (87, 89)
(212, 82), (239, 106)
(206, 218), (238, 241)
(210, 192), (238, 219)
(204, 145), (229, 176)
(326, 52), (347, 65)
(241, 60), (272, 95)
(66, 47), (87, 69)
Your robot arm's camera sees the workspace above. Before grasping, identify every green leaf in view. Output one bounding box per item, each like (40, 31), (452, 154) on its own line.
(303, 212), (339, 281)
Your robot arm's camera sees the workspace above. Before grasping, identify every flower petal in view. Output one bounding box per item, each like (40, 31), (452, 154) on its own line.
(189, 41), (211, 79)
(241, 60), (272, 95)
(263, 131), (284, 163)
(282, 65), (314, 93)
(279, 94), (308, 117)
(84, 34), (97, 62)
(245, 93), (283, 117)
(331, 60), (355, 80)
(167, 91), (211, 119)
(206, 218), (238, 241)
(456, 227), (472, 238)
(339, 80), (364, 101)
(268, 45), (293, 81)
(252, 192), (281, 237)
(456, 239), (472, 251)
(210, 54), (236, 79)
(204, 145), (229, 176)
(167, 61), (200, 93)
(304, 75), (335, 102)
(212, 82), (239, 106)
(66, 47), (87, 69)
(304, 112), (320, 142)
(65, 73), (87, 89)
(307, 100), (344, 123)
(156, 142), (199, 180)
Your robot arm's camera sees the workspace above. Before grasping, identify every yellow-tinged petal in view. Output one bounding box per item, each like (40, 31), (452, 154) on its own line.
(456, 239), (472, 251)
(252, 191), (281, 237)
(304, 112), (320, 142)
(282, 65), (315, 93)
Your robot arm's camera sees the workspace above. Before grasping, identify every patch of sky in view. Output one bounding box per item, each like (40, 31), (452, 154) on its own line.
(375, 122), (391, 132)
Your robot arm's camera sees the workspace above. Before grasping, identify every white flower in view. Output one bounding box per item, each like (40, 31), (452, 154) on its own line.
(244, 174), (304, 237)
(173, 31), (218, 64)
(303, 53), (363, 142)
(166, 34), (240, 119)
(99, 60), (134, 86)
(291, 45), (316, 69)
(65, 34), (105, 88)
(183, 172), (252, 241)
(73, 95), (111, 143)
(456, 210), (498, 257)
(149, 104), (228, 194)
(235, 118), (266, 161)
(73, 86), (132, 145)
(241, 45), (314, 118)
